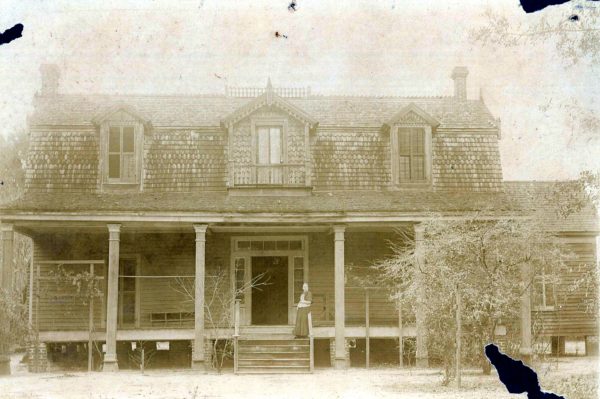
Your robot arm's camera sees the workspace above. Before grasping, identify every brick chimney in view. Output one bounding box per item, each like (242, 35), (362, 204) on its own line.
(451, 66), (468, 101)
(39, 64), (60, 96)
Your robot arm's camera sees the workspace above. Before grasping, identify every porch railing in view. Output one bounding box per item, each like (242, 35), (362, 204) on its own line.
(231, 163), (307, 186)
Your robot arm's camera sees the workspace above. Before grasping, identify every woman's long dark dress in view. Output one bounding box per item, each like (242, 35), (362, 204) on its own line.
(294, 291), (312, 337)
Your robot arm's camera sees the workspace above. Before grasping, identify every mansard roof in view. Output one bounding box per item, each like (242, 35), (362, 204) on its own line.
(29, 93), (499, 130)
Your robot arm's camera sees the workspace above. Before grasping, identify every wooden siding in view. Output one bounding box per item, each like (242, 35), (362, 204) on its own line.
(31, 231), (403, 333)
(533, 238), (598, 337)
(33, 233), (106, 331)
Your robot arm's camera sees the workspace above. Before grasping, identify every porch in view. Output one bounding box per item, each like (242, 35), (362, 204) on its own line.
(11, 220), (429, 371)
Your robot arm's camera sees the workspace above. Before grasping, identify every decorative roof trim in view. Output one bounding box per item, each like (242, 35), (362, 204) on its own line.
(221, 82), (318, 128)
(91, 103), (152, 127)
(383, 103), (440, 128)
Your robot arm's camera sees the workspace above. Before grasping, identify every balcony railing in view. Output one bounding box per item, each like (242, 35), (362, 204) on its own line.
(231, 163), (308, 187)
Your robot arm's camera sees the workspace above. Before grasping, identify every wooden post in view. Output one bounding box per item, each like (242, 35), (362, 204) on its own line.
(333, 225), (347, 369)
(192, 224), (208, 370)
(520, 262), (533, 364)
(398, 301), (404, 368)
(0, 223), (14, 375)
(455, 284), (462, 389)
(88, 263), (94, 372)
(141, 347), (145, 375)
(414, 223), (429, 368)
(308, 312), (314, 373)
(365, 288), (370, 369)
(103, 223), (121, 372)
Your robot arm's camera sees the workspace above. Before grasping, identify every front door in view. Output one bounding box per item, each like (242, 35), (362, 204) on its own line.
(251, 256), (288, 325)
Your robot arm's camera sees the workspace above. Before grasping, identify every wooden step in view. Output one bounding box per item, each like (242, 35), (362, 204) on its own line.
(238, 359), (309, 367)
(238, 351), (309, 359)
(235, 335), (311, 374)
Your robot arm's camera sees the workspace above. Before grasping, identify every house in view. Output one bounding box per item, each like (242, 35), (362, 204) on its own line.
(0, 65), (597, 373)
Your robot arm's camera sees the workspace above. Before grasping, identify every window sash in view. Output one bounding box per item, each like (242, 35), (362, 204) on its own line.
(397, 128), (426, 183)
(533, 273), (555, 309)
(257, 126), (282, 165)
(107, 125), (136, 182)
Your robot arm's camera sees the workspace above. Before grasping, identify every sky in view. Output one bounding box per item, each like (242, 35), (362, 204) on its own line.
(0, 0), (598, 181)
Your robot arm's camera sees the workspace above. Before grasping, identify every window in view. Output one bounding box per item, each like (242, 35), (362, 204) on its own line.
(256, 125), (283, 184)
(257, 126), (282, 164)
(397, 128), (426, 182)
(533, 271), (556, 310)
(108, 126), (137, 182)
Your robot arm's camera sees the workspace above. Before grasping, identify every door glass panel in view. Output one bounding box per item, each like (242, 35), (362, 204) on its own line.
(257, 127), (269, 164)
(109, 127), (121, 152)
(122, 127), (135, 152)
(293, 256), (304, 304)
(234, 258), (245, 303)
(269, 127), (281, 164)
(119, 259), (137, 327)
(121, 292), (136, 325)
(108, 154), (120, 178)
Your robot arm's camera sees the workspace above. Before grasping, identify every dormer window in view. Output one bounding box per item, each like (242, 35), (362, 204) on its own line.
(256, 125), (283, 184)
(397, 128), (427, 182)
(93, 105), (149, 190)
(385, 103), (438, 188)
(108, 126), (136, 182)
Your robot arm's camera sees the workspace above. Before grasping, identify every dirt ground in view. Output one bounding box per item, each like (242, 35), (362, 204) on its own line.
(0, 355), (597, 399)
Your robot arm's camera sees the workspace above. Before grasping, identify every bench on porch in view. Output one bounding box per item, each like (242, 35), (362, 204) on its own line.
(150, 312), (194, 327)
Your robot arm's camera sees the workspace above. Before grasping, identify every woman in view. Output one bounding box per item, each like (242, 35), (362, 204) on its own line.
(294, 283), (312, 338)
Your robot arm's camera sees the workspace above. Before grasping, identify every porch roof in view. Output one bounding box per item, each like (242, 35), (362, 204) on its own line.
(1, 190), (516, 215)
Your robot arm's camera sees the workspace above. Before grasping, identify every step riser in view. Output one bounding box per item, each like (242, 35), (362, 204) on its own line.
(239, 340), (308, 345)
(238, 346), (308, 353)
(236, 337), (311, 374)
(238, 360), (309, 367)
(239, 353), (309, 360)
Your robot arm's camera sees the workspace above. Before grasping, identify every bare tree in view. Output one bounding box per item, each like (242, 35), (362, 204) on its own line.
(172, 268), (269, 372)
(372, 212), (569, 385)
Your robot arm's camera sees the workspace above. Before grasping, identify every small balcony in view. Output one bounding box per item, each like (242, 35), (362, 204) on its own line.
(228, 163), (312, 196)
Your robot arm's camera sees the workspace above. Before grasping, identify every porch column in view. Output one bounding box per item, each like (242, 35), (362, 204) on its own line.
(519, 262), (533, 364)
(103, 223), (121, 372)
(192, 224), (208, 370)
(414, 223), (429, 367)
(333, 225), (347, 369)
(0, 223), (14, 375)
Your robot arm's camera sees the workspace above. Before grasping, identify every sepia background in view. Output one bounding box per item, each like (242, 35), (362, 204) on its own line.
(0, 0), (598, 181)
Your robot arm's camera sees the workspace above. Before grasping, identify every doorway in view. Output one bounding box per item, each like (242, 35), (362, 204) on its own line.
(251, 256), (288, 325)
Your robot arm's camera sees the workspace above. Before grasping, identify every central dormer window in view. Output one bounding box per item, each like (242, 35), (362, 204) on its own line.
(256, 125), (283, 184)
(108, 126), (136, 182)
(257, 126), (282, 164)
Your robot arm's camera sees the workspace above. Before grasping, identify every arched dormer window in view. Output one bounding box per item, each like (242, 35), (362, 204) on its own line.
(93, 105), (150, 189)
(384, 104), (439, 187)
